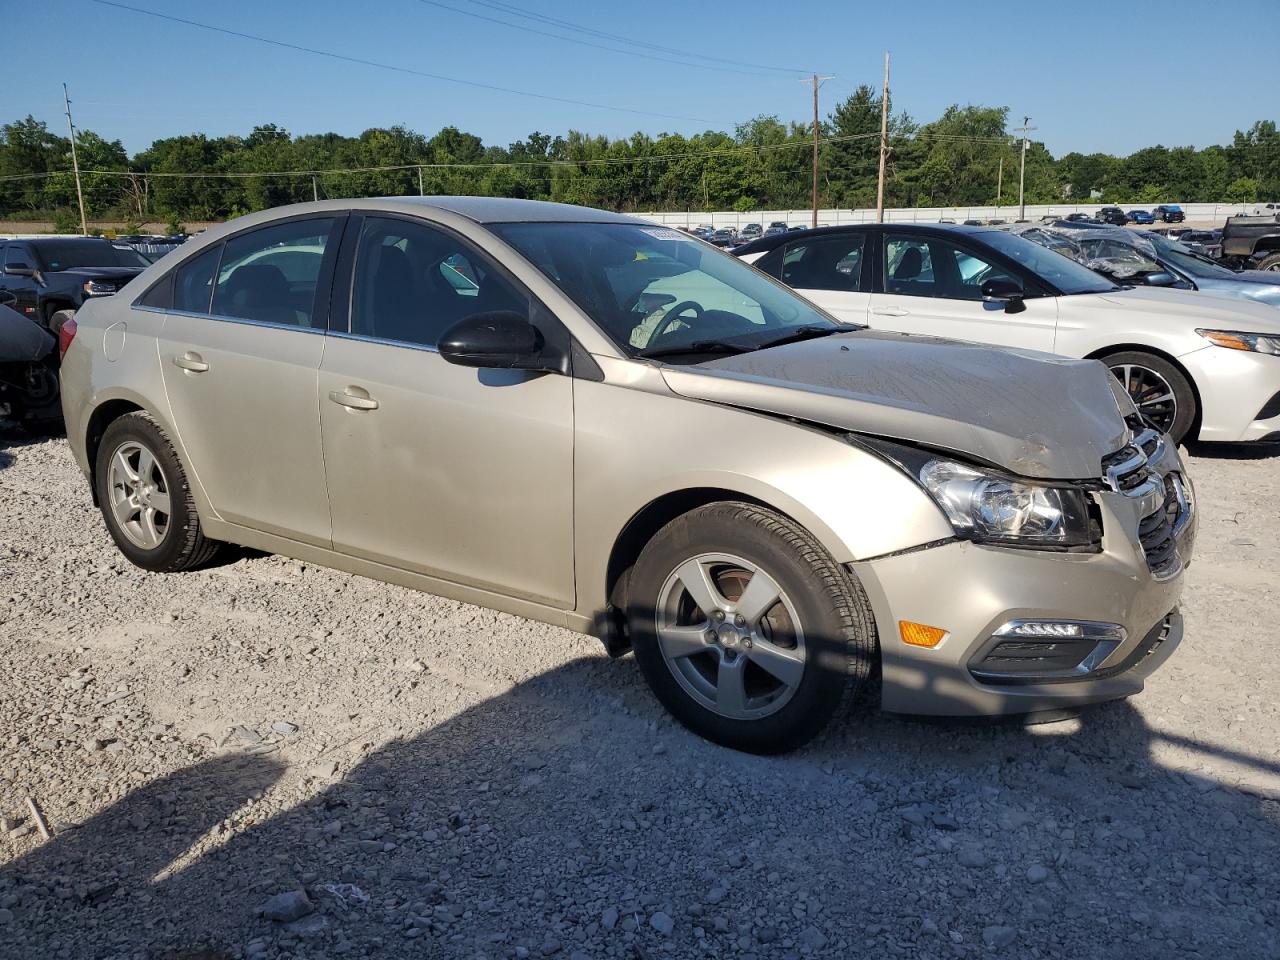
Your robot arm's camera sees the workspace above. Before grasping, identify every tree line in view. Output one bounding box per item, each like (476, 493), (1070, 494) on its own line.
(1, 87), (1276, 227)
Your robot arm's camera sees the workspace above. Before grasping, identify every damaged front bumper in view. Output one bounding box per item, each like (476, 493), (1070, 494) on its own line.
(853, 428), (1195, 718)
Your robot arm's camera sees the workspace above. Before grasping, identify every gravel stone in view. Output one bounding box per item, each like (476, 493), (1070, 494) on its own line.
(260, 889), (314, 923)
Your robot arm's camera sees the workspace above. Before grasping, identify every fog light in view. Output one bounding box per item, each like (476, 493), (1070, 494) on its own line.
(993, 620), (1125, 642)
(899, 621), (948, 648)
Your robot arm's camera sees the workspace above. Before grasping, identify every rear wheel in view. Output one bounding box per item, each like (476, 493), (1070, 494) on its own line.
(627, 502), (877, 754)
(1255, 252), (1280, 273)
(95, 412), (223, 572)
(1103, 351), (1196, 443)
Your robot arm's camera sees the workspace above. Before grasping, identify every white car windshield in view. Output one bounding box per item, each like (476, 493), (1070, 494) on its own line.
(491, 221), (845, 358)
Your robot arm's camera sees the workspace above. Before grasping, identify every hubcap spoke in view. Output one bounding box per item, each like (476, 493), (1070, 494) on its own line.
(136, 447), (157, 484)
(715, 656), (749, 715)
(149, 489), (172, 516)
(674, 559), (728, 618)
(658, 623), (711, 660)
(734, 569), (781, 626)
(140, 507), (161, 547)
(746, 638), (806, 688)
(112, 448), (139, 485)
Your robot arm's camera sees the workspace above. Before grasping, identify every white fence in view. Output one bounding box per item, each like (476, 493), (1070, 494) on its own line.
(640, 202), (1258, 229)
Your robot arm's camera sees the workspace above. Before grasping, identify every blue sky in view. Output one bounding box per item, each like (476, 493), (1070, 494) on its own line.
(11, 0), (1278, 158)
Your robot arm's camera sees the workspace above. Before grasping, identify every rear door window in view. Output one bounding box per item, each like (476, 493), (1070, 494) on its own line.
(211, 218), (335, 327)
(172, 246), (221, 313)
(779, 235), (867, 291)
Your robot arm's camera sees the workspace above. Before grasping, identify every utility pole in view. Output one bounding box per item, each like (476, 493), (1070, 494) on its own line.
(1014, 115), (1036, 221)
(996, 156), (1003, 207)
(312, 175), (319, 202)
(801, 73), (835, 228)
(875, 51), (890, 223)
(417, 166), (424, 196)
(62, 83), (88, 236)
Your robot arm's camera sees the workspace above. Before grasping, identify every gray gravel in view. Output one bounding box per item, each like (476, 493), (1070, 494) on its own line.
(1, 427), (1278, 960)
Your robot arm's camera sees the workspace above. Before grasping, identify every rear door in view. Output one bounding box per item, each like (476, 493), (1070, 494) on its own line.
(778, 231), (871, 325)
(317, 213), (575, 608)
(156, 214), (345, 546)
(0, 243), (40, 320)
(868, 231), (1058, 352)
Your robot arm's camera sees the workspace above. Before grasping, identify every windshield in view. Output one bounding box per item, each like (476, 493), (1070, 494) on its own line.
(33, 240), (150, 270)
(1145, 233), (1236, 279)
(490, 221), (843, 358)
(977, 230), (1119, 294)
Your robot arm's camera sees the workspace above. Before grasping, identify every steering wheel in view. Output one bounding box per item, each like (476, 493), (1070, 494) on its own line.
(650, 300), (704, 343)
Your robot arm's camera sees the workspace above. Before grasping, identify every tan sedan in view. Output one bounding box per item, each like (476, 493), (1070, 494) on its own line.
(60, 198), (1194, 753)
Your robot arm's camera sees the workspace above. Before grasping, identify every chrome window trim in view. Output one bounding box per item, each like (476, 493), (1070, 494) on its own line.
(328, 330), (441, 354)
(130, 303), (326, 335)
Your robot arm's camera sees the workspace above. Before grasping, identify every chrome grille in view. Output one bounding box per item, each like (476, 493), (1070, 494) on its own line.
(1102, 429), (1191, 580)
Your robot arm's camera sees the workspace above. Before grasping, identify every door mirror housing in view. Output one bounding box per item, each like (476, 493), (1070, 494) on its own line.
(980, 276), (1026, 313)
(438, 311), (565, 373)
(2, 262), (35, 277)
(1139, 270), (1178, 287)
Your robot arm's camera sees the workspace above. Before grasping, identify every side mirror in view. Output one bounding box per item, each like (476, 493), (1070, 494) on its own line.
(438, 311), (564, 373)
(1140, 270), (1178, 287)
(980, 276), (1026, 313)
(3, 262), (34, 277)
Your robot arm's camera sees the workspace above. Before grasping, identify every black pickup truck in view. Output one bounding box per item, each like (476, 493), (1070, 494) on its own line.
(0, 236), (149, 332)
(1220, 214), (1280, 272)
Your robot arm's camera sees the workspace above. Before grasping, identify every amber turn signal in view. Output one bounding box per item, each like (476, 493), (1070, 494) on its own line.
(899, 620), (948, 648)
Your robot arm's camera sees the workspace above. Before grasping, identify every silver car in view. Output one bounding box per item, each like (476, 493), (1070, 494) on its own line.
(60, 198), (1195, 753)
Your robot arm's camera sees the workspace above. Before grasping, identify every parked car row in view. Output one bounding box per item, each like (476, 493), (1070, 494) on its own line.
(58, 197), (1208, 753)
(735, 221), (1280, 446)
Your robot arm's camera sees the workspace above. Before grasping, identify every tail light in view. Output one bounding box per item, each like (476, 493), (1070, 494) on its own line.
(58, 316), (78, 360)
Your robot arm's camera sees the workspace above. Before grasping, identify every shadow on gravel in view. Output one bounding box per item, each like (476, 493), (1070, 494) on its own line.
(1184, 439), (1280, 460)
(2, 655), (1278, 959)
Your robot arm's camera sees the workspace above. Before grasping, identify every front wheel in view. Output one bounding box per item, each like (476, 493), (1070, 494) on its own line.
(627, 502), (877, 754)
(1104, 351), (1197, 444)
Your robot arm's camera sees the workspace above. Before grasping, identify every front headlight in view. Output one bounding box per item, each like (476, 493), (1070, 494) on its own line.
(83, 280), (119, 296)
(918, 459), (1098, 549)
(1195, 329), (1280, 355)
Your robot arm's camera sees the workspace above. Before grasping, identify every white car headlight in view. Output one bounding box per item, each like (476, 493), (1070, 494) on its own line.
(1195, 329), (1280, 355)
(918, 459), (1098, 549)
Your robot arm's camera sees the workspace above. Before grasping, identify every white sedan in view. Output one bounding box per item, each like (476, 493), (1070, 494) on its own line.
(736, 223), (1280, 444)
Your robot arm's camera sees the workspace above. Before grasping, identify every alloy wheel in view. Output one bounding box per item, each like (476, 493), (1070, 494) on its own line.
(107, 440), (172, 549)
(1110, 364), (1178, 435)
(655, 553), (806, 720)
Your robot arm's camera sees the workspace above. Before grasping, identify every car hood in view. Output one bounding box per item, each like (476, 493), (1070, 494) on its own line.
(54, 266), (145, 282)
(1194, 273), (1280, 307)
(660, 330), (1131, 480)
(1083, 285), (1280, 332)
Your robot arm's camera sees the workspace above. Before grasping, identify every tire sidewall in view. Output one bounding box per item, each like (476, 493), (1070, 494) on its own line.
(95, 414), (196, 571)
(628, 505), (859, 753)
(1104, 351), (1196, 444)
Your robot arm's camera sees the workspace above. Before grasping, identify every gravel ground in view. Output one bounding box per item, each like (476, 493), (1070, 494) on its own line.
(1, 427), (1278, 960)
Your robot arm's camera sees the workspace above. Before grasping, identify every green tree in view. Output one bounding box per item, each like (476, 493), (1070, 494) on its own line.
(1225, 176), (1259, 203)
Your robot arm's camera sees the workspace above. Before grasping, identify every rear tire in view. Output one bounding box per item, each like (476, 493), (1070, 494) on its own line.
(1103, 351), (1197, 444)
(627, 502), (877, 754)
(95, 412), (223, 572)
(1255, 252), (1280, 273)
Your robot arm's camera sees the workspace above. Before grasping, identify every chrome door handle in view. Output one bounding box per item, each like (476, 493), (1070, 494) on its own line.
(871, 306), (909, 317)
(328, 389), (379, 411)
(173, 352), (209, 373)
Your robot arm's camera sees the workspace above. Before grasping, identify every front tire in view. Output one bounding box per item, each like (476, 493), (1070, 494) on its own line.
(627, 502), (877, 754)
(1104, 351), (1197, 444)
(95, 412), (223, 572)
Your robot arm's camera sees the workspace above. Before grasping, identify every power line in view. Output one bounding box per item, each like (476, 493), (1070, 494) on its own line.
(86, 0), (726, 126)
(412, 0), (792, 78)
(465, 0), (811, 75)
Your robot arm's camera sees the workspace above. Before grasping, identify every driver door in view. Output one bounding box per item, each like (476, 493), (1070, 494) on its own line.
(869, 232), (1058, 352)
(317, 214), (575, 608)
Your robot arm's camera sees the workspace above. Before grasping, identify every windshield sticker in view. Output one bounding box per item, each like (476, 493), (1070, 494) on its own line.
(640, 228), (689, 241)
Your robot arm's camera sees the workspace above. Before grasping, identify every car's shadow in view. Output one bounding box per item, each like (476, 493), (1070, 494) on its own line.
(1185, 439), (1280, 460)
(2, 655), (1277, 960)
